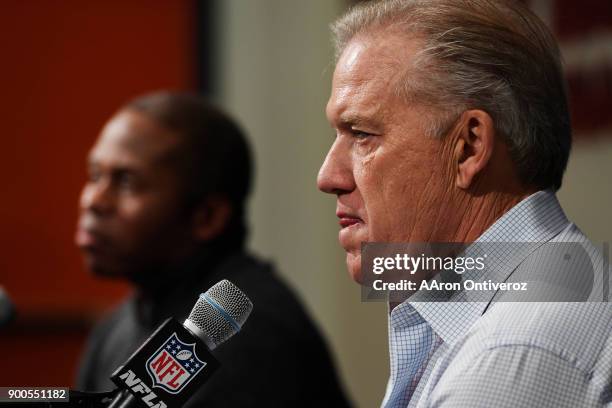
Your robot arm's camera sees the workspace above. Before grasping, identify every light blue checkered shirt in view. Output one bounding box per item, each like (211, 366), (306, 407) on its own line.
(382, 190), (612, 407)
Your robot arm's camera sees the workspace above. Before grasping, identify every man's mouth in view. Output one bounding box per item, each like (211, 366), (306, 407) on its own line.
(75, 219), (111, 251)
(75, 228), (102, 249)
(336, 212), (363, 229)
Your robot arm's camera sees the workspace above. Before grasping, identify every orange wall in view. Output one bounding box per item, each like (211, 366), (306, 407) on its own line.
(0, 0), (195, 385)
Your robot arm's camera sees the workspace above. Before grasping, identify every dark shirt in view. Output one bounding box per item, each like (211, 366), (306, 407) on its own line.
(76, 251), (351, 407)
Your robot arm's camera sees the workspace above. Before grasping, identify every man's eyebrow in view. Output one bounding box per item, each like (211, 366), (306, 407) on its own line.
(337, 112), (381, 128)
(86, 156), (139, 174)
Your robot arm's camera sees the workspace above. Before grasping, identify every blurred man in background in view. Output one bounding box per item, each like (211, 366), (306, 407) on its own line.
(75, 92), (351, 407)
(318, 0), (611, 406)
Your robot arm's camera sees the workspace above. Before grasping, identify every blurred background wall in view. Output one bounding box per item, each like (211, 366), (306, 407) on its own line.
(214, 2), (388, 406)
(0, 0), (195, 388)
(0, 1), (610, 407)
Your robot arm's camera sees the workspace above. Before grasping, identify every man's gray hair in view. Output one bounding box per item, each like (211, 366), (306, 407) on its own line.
(332, 0), (571, 191)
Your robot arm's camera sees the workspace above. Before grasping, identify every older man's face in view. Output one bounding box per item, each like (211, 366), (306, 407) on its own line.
(318, 35), (455, 282)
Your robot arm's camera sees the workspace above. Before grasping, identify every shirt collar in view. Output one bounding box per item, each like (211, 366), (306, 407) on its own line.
(391, 190), (570, 343)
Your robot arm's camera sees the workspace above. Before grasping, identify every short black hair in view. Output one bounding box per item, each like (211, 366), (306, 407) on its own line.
(125, 91), (252, 249)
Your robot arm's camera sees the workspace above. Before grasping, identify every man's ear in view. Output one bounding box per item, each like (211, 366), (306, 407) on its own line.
(192, 195), (233, 242)
(453, 110), (495, 189)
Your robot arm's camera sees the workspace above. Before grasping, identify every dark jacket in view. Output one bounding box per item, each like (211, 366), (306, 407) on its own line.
(76, 251), (352, 407)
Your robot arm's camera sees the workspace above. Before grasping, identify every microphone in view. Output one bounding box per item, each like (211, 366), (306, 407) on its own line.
(0, 286), (15, 329)
(108, 279), (253, 408)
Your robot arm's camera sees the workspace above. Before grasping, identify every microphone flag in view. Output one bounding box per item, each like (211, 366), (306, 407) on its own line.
(111, 318), (219, 408)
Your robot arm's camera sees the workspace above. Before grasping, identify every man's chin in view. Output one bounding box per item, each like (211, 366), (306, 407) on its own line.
(82, 254), (128, 280)
(346, 251), (363, 284)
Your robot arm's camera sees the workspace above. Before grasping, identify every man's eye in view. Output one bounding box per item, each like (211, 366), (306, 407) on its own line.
(116, 174), (137, 190)
(87, 170), (101, 183)
(352, 130), (373, 139)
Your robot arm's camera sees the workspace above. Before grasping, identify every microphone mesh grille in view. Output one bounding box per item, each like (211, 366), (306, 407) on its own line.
(186, 280), (253, 348)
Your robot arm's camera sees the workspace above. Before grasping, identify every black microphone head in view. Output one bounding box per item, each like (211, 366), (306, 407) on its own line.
(184, 280), (253, 350)
(0, 286), (15, 328)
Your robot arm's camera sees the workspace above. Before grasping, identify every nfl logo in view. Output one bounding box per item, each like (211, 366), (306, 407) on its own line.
(145, 333), (207, 394)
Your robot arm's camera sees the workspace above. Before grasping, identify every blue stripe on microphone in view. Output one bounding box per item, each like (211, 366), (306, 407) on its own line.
(201, 293), (240, 331)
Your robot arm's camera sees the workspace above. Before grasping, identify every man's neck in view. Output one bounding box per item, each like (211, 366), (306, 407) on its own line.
(132, 244), (241, 324)
(389, 188), (537, 313)
(448, 188), (536, 244)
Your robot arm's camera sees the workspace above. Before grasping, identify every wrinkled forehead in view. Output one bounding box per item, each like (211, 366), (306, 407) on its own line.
(327, 33), (422, 121)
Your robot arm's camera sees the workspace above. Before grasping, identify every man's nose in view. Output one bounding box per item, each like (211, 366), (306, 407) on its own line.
(317, 139), (355, 195)
(79, 179), (115, 215)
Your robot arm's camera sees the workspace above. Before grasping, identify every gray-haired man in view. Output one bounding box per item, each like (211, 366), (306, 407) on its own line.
(318, 0), (611, 406)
